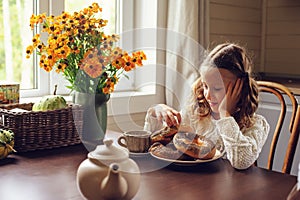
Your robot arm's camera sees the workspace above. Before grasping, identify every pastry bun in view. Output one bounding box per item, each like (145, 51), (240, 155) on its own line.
(149, 142), (182, 160)
(173, 132), (216, 159)
(150, 125), (178, 145)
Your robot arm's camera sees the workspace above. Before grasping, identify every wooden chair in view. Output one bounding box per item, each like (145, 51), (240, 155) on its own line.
(257, 81), (299, 174)
(284, 104), (300, 173)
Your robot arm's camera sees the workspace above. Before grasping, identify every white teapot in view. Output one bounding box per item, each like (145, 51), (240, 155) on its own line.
(77, 139), (141, 200)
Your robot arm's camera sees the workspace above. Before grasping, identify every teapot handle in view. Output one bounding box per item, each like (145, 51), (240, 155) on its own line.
(117, 136), (128, 148)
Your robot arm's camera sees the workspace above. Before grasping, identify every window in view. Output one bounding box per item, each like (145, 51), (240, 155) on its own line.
(1, 0), (158, 115)
(62, 0), (137, 94)
(51, 0), (136, 95)
(0, 1), (36, 91)
(0, 0), (134, 97)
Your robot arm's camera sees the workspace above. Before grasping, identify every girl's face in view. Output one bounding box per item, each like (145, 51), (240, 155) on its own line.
(201, 67), (237, 114)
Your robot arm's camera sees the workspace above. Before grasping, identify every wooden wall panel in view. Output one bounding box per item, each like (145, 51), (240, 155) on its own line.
(267, 0), (300, 7)
(209, 0), (262, 69)
(210, 20), (261, 36)
(265, 49), (300, 63)
(264, 61), (300, 75)
(267, 21), (300, 35)
(210, 4), (261, 22)
(210, 0), (261, 8)
(210, 35), (261, 49)
(268, 7), (300, 21)
(266, 35), (300, 49)
(207, 0), (300, 77)
(264, 0), (300, 76)
(265, 49), (300, 75)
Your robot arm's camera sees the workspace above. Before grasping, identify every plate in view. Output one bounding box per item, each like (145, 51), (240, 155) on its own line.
(150, 149), (225, 165)
(129, 151), (150, 157)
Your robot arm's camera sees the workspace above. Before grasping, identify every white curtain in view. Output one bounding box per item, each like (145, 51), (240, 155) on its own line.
(157, 0), (207, 111)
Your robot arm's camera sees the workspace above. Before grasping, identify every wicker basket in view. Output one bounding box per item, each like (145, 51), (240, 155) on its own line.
(0, 103), (83, 152)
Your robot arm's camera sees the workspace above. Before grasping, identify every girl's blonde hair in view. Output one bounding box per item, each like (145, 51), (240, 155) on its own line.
(186, 43), (259, 130)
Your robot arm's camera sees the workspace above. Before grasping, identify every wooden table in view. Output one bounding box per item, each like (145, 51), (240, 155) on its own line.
(0, 131), (297, 200)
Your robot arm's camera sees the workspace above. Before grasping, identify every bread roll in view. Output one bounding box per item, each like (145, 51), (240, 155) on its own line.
(173, 132), (216, 159)
(150, 125), (178, 145)
(149, 142), (182, 160)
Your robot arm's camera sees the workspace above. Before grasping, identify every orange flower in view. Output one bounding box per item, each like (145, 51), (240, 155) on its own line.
(110, 47), (123, 60)
(26, 2), (146, 94)
(26, 45), (34, 58)
(123, 55), (136, 71)
(133, 51), (147, 60)
(102, 78), (116, 94)
(56, 63), (67, 73)
(83, 63), (103, 78)
(111, 57), (125, 69)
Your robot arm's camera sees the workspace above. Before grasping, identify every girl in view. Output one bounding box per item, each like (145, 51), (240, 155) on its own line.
(144, 43), (270, 169)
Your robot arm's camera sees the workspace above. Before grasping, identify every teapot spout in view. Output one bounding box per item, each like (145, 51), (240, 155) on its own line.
(100, 163), (128, 200)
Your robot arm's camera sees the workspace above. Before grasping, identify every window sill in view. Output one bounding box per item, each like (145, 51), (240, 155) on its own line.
(19, 90), (156, 116)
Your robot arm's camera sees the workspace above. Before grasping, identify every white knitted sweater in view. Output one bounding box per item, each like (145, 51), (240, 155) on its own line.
(144, 109), (270, 170)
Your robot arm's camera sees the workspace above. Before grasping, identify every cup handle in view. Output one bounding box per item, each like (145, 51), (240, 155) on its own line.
(118, 136), (127, 148)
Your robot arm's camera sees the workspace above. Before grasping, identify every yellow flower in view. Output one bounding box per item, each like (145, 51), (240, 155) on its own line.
(26, 45), (34, 58)
(103, 77), (116, 94)
(26, 2), (146, 94)
(123, 55), (136, 72)
(133, 51), (147, 66)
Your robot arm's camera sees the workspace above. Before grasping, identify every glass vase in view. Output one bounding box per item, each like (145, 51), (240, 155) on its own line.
(73, 91), (110, 151)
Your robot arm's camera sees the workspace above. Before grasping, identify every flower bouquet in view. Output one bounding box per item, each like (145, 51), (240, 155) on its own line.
(26, 2), (146, 94)
(25, 2), (147, 146)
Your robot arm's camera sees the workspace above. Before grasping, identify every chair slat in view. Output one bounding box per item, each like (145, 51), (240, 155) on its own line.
(257, 81), (299, 174)
(282, 105), (300, 174)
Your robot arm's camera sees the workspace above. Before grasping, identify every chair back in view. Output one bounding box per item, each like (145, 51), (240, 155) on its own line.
(283, 104), (300, 173)
(257, 81), (299, 174)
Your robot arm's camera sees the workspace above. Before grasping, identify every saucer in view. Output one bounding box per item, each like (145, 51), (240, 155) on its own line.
(150, 149), (225, 166)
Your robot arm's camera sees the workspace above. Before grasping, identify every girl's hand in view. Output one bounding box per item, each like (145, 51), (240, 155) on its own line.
(149, 104), (181, 127)
(219, 78), (244, 118)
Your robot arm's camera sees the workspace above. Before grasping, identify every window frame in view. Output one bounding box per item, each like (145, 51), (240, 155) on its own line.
(20, 0), (161, 116)
(21, 0), (137, 97)
(19, 0), (49, 98)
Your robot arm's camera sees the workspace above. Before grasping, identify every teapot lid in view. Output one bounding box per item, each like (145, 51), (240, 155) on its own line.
(88, 139), (129, 162)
